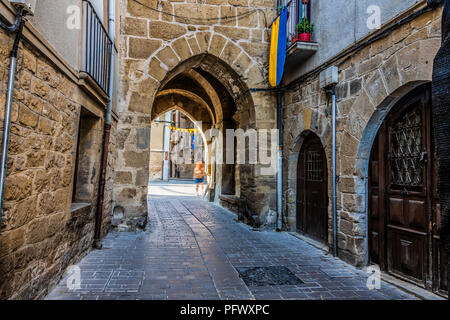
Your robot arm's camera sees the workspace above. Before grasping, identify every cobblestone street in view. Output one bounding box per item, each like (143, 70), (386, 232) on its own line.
(46, 182), (415, 300)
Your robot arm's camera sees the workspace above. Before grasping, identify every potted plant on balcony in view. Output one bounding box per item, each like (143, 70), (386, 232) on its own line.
(297, 17), (314, 42)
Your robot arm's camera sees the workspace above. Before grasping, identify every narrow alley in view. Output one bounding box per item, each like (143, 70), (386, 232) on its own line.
(46, 182), (414, 300)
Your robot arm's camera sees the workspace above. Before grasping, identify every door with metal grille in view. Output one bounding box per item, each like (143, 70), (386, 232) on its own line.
(296, 134), (328, 242)
(369, 84), (445, 295)
(386, 97), (429, 285)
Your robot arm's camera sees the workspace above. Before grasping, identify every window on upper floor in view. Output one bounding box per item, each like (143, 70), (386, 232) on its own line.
(81, 0), (113, 94)
(285, 0), (314, 47)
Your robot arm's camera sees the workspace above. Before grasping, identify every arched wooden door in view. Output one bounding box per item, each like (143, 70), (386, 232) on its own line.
(296, 134), (328, 243)
(369, 84), (447, 296)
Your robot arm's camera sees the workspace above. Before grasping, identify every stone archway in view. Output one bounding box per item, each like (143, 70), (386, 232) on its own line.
(114, 49), (277, 228)
(295, 131), (329, 243)
(355, 81), (431, 181)
(333, 33), (441, 266)
(356, 81), (446, 294)
(353, 81), (432, 263)
(362, 82), (446, 293)
(286, 129), (331, 235)
(149, 107), (210, 183)
(330, 82), (437, 268)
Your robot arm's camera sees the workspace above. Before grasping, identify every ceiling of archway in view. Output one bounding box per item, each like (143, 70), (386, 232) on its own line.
(162, 74), (214, 108)
(156, 88), (215, 123)
(152, 91), (213, 126)
(154, 55), (245, 127)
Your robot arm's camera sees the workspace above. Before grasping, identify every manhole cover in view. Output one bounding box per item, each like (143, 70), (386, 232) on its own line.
(236, 266), (304, 286)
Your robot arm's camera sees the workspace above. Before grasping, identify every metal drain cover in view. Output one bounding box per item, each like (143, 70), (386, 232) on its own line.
(236, 266), (304, 286)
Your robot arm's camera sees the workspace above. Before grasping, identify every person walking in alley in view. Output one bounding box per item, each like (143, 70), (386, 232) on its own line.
(194, 161), (206, 196)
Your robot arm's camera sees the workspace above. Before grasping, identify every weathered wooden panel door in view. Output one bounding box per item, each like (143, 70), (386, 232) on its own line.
(385, 95), (429, 285)
(296, 134), (328, 243)
(369, 84), (445, 295)
(368, 128), (386, 267)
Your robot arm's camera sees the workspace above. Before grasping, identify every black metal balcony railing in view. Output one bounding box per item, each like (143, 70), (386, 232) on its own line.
(82, 0), (113, 94)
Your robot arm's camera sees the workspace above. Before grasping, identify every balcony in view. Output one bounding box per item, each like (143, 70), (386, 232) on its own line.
(81, 0), (113, 95)
(284, 0), (318, 64)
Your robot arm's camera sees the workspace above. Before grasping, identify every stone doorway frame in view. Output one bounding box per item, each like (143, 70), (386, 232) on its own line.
(295, 131), (330, 244)
(288, 129), (332, 243)
(355, 81), (432, 265)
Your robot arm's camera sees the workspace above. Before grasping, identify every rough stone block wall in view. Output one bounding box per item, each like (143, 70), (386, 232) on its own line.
(102, 117), (118, 238)
(178, 164), (195, 180)
(0, 30), (113, 298)
(282, 7), (442, 267)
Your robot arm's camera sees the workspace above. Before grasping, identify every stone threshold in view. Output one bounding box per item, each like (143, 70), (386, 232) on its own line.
(70, 202), (91, 212)
(288, 232), (331, 254)
(380, 272), (446, 301)
(289, 231), (445, 300)
(288, 231), (445, 300)
(218, 195), (239, 214)
(218, 194), (239, 205)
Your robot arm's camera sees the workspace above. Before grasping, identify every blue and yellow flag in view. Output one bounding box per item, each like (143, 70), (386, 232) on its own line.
(269, 7), (288, 87)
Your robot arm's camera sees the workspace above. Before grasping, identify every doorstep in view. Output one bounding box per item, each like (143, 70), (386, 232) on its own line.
(380, 272), (446, 300)
(288, 232), (330, 253)
(289, 232), (445, 300)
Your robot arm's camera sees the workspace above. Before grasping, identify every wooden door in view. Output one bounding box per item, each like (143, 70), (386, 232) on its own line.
(369, 84), (445, 295)
(386, 96), (429, 285)
(296, 134), (328, 243)
(368, 127), (386, 267)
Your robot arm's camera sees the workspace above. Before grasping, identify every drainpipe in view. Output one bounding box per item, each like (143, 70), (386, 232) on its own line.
(94, 0), (115, 248)
(331, 83), (338, 257)
(276, 90), (283, 231)
(162, 111), (171, 181)
(0, 8), (25, 230)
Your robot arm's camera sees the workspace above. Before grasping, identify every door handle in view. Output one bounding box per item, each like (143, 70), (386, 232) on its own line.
(420, 151), (428, 164)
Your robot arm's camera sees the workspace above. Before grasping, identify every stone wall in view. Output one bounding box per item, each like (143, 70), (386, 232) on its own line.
(0, 29), (113, 298)
(283, 7), (442, 266)
(149, 115), (165, 180)
(149, 151), (164, 180)
(283, 0), (427, 83)
(116, 0), (279, 227)
(102, 117), (118, 238)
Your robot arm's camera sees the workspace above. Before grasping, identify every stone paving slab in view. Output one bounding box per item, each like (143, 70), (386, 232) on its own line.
(46, 184), (416, 300)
